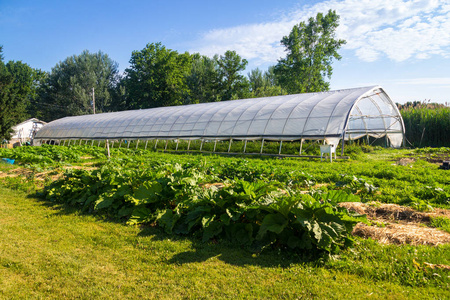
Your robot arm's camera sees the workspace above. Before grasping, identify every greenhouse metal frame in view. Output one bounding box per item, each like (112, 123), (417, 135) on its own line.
(34, 86), (405, 155)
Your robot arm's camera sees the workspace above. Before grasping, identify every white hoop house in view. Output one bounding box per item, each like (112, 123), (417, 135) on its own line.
(34, 86), (405, 151)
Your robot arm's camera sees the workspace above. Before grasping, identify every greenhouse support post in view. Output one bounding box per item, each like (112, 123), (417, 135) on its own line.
(228, 139), (232, 152)
(278, 141), (283, 155)
(106, 140), (110, 158)
(260, 139), (265, 154)
(243, 140), (247, 153)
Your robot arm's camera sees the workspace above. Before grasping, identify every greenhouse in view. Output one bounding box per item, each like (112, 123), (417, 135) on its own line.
(34, 86), (405, 155)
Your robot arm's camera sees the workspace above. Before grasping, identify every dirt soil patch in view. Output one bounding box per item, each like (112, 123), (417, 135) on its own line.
(199, 182), (226, 189)
(0, 168), (62, 182)
(340, 202), (450, 246)
(399, 152), (450, 166)
(396, 157), (416, 166)
(0, 164), (97, 182)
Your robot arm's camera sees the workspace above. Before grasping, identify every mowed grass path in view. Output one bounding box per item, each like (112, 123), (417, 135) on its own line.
(0, 187), (447, 299)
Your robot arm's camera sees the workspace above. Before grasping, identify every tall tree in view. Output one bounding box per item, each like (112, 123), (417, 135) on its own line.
(5, 61), (44, 117)
(0, 46), (16, 140)
(0, 46), (41, 140)
(185, 54), (220, 104)
(216, 50), (249, 101)
(248, 67), (285, 98)
(248, 68), (265, 94)
(123, 43), (192, 109)
(39, 50), (119, 121)
(274, 10), (345, 94)
(26, 69), (48, 119)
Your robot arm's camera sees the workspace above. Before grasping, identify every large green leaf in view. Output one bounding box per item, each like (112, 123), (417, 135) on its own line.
(226, 207), (244, 221)
(94, 195), (114, 210)
(256, 213), (288, 240)
(312, 190), (360, 204)
(156, 209), (179, 234)
(132, 181), (162, 204)
(201, 214), (215, 228)
(219, 213), (231, 225)
(127, 206), (152, 225)
(186, 206), (211, 231)
(202, 220), (223, 242)
(311, 221), (322, 242)
(236, 223), (254, 245)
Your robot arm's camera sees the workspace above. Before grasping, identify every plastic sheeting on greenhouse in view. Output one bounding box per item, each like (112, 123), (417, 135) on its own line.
(34, 86), (405, 147)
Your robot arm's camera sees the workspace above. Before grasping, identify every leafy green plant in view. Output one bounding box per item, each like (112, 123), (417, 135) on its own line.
(335, 175), (378, 200)
(43, 158), (364, 254)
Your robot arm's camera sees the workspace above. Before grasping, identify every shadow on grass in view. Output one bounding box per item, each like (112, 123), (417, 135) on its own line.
(136, 225), (321, 268)
(164, 243), (317, 268)
(30, 191), (324, 268)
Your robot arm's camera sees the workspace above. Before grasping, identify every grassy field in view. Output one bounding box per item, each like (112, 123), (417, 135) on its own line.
(0, 186), (449, 299)
(1, 145), (450, 299)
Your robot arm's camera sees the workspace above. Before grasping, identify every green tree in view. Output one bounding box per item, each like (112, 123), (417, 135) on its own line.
(5, 61), (45, 118)
(185, 54), (220, 104)
(39, 50), (119, 121)
(248, 68), (265, 94)
(248, 66), (285, 98)
(108, 80), (128, 112)
(123, 43), (192, 109)
(216, 50), (249, 101)
(274, 10), (345, 94)
(26, 69), (48, 119)
(0, 47), (16, 140)
(0, 46), (41, 140)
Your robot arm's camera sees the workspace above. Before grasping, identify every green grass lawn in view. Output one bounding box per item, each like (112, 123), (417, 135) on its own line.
(1, 186), (449, 299)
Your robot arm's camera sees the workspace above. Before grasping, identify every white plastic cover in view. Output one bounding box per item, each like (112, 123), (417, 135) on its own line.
(35, 86), (404, 146)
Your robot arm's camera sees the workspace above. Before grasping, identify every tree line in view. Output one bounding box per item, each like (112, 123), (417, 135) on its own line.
(0, 10), (344, 140)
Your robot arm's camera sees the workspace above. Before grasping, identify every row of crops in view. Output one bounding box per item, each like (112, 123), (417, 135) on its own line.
(1, 145), (449, 254)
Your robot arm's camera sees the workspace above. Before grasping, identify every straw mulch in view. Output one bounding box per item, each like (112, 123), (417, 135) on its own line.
(339, 202), (450, 246)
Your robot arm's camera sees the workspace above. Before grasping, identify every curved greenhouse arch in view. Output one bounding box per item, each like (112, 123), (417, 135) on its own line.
(34, 86), (405, 152)
(342, 86), (405, 148)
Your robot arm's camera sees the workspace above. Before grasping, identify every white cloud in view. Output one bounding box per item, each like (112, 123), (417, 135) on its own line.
(193, 21), (294, 64)
(191, 0), (450, 65)
(335, 0), (450, 61)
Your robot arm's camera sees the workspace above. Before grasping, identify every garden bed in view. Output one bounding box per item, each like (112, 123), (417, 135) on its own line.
(340, 202), (450, 245)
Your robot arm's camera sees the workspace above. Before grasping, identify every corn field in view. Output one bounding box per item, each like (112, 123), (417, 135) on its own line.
(399, 102), (450, 147)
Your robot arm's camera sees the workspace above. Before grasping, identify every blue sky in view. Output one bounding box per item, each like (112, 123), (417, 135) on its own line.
(1, 0), (449, 104)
